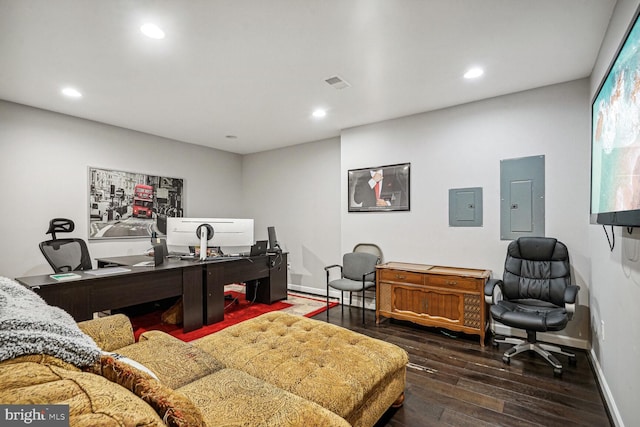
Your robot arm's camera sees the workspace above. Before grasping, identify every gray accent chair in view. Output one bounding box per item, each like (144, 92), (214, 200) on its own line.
(484, 237), (579, 376)
(325, 251), (380, 324)
(353, 243), (383, 264)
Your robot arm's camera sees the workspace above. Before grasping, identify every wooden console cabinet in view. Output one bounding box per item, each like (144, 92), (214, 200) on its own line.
(376, 262), (491, 346)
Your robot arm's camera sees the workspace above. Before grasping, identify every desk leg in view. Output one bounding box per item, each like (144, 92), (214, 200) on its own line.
(205, 264), (225, 325)
(182, 265), (203, 333)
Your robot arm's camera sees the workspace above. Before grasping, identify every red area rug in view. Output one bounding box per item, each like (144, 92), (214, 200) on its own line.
(130, 287), (339, 342)
(131, 291), (292, 342)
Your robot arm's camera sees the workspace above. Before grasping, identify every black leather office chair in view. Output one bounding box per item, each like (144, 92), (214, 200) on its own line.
(325, 251), (380, 324)
(484, 237), (579, 376)
(39, 218), (92, 273)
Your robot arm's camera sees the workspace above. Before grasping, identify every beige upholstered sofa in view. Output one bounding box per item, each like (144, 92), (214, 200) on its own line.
(0, 277), (408, 426)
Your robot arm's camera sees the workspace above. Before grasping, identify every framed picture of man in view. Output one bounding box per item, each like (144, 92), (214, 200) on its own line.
(348, 163), (410, 212)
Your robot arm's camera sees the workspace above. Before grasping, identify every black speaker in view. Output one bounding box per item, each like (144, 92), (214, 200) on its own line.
(153, 243), (165, 266)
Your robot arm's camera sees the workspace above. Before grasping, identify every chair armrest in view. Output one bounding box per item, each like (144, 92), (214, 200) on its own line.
(564, 285), (580, 319)
(325, 264), (343, 284)
(324, 264), (342, 272)
(362, 270), (376, 283)
(564, 285), (580, 304)
(484, 278), (503, 305)
(77, 314), (135, 352)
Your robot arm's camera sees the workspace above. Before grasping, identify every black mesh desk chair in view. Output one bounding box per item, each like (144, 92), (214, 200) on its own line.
(39, 218), (92, 273)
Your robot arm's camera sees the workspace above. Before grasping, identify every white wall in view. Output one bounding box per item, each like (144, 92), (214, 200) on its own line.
(589, 1), (640, 425)
(242, 137), (341, 294)
(242, 79), (593, 350)
(0, 100), (243, 278)
(340, 79), (592, 349)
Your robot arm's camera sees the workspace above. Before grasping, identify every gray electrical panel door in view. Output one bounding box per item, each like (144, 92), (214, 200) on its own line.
(500, 155), (545, 240)
(449, 187), (483, 227)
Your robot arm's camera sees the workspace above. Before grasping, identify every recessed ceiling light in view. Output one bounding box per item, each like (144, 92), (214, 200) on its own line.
(312, 109), (327, 118)
(464, 67), (484, 79)
(140, 23), (165, 39)
(61, 87), (82, 98)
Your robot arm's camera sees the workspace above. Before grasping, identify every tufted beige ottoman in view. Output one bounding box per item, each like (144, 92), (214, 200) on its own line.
(193, 312), (409, 427)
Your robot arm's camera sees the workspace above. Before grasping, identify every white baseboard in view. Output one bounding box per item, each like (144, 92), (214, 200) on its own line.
(287, 285), (375, 308)
(333, 291), (376, 310)
(287, 284), (338, 299)
(589, 348), (623, 427)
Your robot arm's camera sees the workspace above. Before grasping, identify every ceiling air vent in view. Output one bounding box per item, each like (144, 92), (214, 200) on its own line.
(324, 75), (351, 90)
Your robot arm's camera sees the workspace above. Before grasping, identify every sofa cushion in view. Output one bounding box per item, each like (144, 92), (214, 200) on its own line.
(116, 329), (224, 389)
(193, 312), (409, 424)
(86, 354), (204, 427)
(178, 368), (350, 427)
(87, 354), (156, 389)
(0, 360), (164, 426)
(77, 313), (135, 352)
(137, 379), (205, 427)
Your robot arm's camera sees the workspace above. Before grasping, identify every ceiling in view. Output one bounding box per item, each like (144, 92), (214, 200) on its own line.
(0, 0), (617, 155)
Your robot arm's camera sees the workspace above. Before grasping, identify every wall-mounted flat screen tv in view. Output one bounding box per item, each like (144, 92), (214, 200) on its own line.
(591, 6), (640, 227)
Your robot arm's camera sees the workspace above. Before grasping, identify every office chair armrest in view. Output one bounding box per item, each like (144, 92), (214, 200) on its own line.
(325, 264), (343, 284)
(324, 264), (342, 272)
(484, 278), (503, 305)
(362, 270), (376, 283)
(564, 285), (580, 304)
(564, 285), (580, 318)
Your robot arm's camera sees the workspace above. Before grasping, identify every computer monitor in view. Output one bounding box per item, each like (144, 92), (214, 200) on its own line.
(267, 226), (282, 253)
(166, 218), (254, 260)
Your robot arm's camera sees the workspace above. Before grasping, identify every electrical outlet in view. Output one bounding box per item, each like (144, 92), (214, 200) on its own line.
(601, 320), (605, 341)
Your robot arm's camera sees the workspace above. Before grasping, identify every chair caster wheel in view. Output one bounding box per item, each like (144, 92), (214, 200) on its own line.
(502, 356), (510, 364)
(492, 340), (500, 348)
(568, 356), (577, 366)
(553, 368), (563, 377)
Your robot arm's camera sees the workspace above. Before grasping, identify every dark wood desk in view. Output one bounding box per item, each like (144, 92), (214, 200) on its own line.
(16, 257), (204, 332)
(16, 253), (288, 333)
(204, 252), (288, 324)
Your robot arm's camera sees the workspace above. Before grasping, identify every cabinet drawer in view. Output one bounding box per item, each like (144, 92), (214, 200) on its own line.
(426, 275), (480, 291)
(379, 269), (423, 285)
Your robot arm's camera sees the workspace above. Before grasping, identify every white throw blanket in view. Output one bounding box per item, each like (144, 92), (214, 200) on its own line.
(0, 276), (100, 367)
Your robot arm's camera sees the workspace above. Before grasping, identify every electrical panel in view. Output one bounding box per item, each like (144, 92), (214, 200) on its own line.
(500, 155), (545, 240)
(449, 187), (483, 227)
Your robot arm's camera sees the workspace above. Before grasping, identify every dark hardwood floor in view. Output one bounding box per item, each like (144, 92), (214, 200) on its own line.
(311, 306), (612, 427)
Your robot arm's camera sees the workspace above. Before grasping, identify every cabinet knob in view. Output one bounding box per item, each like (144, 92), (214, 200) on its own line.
(396, 274), (406, 279)
(448, 280), (457, 285)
